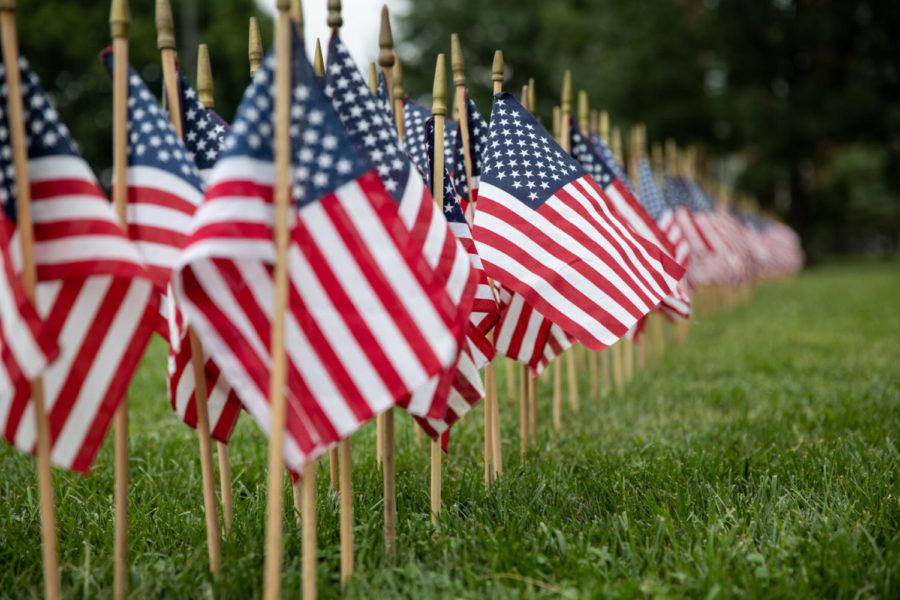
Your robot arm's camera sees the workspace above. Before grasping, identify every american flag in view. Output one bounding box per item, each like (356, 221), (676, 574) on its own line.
(452, 93), (489, 208)
(0, 57), (158, 472)
(174, 37), (466, 470)
(472, 93), (684, 351)
(493, 288), (572, 374)
(636, 158), (690, 266)
(104, 51), (242, 444)
(324, 33), (477, 424)
(570, 125), (691, 322)
(170, 71), (242, 441)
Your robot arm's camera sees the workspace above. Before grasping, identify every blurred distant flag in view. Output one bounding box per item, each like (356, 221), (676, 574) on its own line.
(636, 158), (690, 266)
(472, 93), (684, 351)
(175, 36), (467, 470)
(325, 33), (477, 425)
(0, 57), (158, 472)
(102, 51), (242, 443)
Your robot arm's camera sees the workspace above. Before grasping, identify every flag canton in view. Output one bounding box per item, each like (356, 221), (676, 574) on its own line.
(590, 134), (631, 185)
(221, 34), (368, 207)
(453, 94), (487, 198)
(325, 34), (409, 198)
(663, 176), (692, 209)
(179, 73), (227, 171)
(636, 158), (669, 219)
(571, 119), (617, 188)
(403, 97), (457, 179)
(0, 58), (81, 222)
(425, 118), (467, 226)
(104, 57), (205, 192)
(480, 92), (581, 209)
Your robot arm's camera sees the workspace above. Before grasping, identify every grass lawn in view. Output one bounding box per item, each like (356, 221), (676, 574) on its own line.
(1, 261), (898, 598)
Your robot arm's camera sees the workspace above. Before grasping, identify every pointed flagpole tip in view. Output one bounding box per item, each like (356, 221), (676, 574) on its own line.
(561, 70), (572, 114)
(432, 54), (447, 117)
(110, 0), (130, 39)
(528, 78), (537, 118)
(155, 0), (175, 50)
(599, 110), (610, 142)
(313, 38), (325, 77)
(327, 0), (342, 29)
(0, 1), (17, 11)
(378, 5), (395, 69)
(577, 90), (589, 127)
(291, 0), (304, 29)
(450, 33), (466, 87)
(520, 84), (529, 111)
(248, 17), (263, 77)
(276, 0), (290, 11)
(589, 109), (598, 136)
(197, 44), (214, 108)
(393, 51), (405, 99)
(491, 50), (504, 83)
(612, 126), (623, 162)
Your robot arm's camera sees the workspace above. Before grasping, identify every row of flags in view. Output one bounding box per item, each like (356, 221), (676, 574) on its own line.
(0, 26), (803, 478)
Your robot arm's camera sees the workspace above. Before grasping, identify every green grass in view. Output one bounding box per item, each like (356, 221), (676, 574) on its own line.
(2, 261), (899, 598)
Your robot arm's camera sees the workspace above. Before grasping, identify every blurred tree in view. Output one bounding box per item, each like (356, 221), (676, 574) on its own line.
(401, 0), (900, 259)
(15, 0), (271, 188)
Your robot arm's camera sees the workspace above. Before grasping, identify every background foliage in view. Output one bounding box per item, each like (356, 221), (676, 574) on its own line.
(12, 0), (900, 261)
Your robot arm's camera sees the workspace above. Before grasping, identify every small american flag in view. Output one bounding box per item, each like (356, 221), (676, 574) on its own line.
(325, 33), (477, 423)
(175, 36), (466, 470)
(571, 123), (691, 321)
(493, 288), (572, 374)
(105, 52), (242, 444)
(473, 93), (684, 351)
(0, 57), (158, 472)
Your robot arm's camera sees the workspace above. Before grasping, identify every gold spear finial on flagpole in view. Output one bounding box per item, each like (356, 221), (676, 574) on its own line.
(521, 84), (529, 110)
(528, 78), (537, 121)
(589, 109), (598, 136)
(578, 90), (588, 129)
(379, 5), (395, 72)
(492, 50), (504, 94)
(291, 0), (303, 27)
(155, 0), (175, 50)
(433, 54), (447, 117)
(560, 70), (572, 128)
(313, 38), (324, 76)
(197, 44), (214, 108)
(451, 33), (465, 87)
(110, 0), (129, 39)
(599, 110), (610, 144)
(248, 17), (263, 77)
(328, 0), (342, 29)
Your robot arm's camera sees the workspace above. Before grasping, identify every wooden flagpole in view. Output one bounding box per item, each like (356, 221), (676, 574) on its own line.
(559, 72), (580, 416)
(626, 126), (647, 371)
(248, 16), (263, 77)
(310, 35), (339, 496)
(452, 33), (496, 486)
(375, 8), (399, 559)
(325, 1), (355, 587)
(1, 3), (60, 598)
(429, 53), (449, 525)
(155, 1), (223, 574)
(109, 1), (131, 597)
(196, 43), (236, 538)
(262, 0), (295, 597)
(370, 28), (384, 471)
(611, 126), (634, 384)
